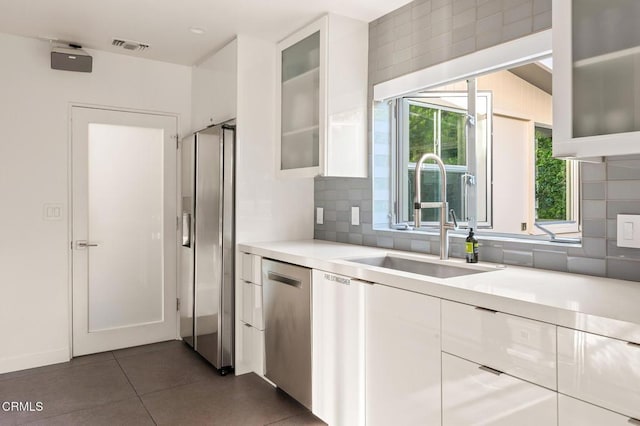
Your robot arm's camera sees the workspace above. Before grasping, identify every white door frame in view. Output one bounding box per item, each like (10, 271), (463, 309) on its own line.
(67, 102), (181, 357)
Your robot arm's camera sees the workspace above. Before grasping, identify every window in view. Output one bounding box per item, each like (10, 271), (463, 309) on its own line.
(534, 126), (580, 234)
(382, 54), (581, 239)
(395, 89), (492, 228)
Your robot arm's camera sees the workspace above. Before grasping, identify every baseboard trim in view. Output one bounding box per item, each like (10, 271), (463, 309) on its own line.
(0, 347), (70, 375)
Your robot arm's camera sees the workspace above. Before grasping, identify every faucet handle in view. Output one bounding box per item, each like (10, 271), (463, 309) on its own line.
(449, 208), (459, 230)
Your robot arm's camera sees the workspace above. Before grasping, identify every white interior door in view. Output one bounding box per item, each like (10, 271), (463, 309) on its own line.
(71, 106), (178, 356)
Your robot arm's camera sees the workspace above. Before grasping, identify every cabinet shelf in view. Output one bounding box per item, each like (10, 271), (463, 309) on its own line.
(282, 125), (319, 138)
(282, 67), (320, 86)
(574, 45), (640, 68)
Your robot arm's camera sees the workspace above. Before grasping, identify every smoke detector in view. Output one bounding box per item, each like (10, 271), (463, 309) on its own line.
(112, 38), (150, 52)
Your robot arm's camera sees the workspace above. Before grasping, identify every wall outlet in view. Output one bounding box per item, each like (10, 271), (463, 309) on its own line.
(316, 207), (324, 225)
(351, 207), (360, 226)
(617, 214), (640, 248)
(521, 222), (527, 231)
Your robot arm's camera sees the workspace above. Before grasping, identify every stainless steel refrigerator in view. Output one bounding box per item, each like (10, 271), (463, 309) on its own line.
(179, 123), (235, 374)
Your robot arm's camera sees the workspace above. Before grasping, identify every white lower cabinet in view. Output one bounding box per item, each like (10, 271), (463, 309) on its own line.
(557, 327), (640, 420)
(559, 394), (633, 426)
(241, 322), (264, 376)
(241, 253), (262, 284)
(242, 281), (253, 325)
(241, 281), (263, 330)
(442, 300), (557, 389)
(442, 353), (557, 426)
(311, 270), (365, 426)
(366, 284), (441, 426)
(237, 253), (264, 376)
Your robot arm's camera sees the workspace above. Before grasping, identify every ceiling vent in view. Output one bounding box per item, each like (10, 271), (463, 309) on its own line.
(112, 38), (150, 52)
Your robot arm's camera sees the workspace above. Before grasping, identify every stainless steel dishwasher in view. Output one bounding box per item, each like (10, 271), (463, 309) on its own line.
(262, 259), (312, 409)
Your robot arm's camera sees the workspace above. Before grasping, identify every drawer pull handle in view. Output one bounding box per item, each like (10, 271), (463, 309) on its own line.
(628, 341), (640, 348)
(479, 365), (503, 376)
(628, 418), (640, 425)
(475, 306), (498, 314)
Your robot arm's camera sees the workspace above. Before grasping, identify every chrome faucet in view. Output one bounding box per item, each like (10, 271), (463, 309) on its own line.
(414, 153), (458, 260)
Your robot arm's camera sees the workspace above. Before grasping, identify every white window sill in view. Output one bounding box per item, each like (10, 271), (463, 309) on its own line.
(373, 225), (583, 248)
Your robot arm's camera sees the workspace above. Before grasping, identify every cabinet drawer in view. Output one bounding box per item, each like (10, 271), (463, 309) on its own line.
(242, 281), (252, 324)
(241, 253), (261, 284)
(442, 300), (557, 389)
(442, 353), (557, 426)
(558, 327), (640, 419)
(241, 281), (263, 330)
(558, 394), (635, 426)
(241, 323), (264, 376)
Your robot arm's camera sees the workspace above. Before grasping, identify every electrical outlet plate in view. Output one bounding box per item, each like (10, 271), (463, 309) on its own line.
(617, 214), (640, 248)
(351, 207), (360, 226)
(316, 207), (324, 225)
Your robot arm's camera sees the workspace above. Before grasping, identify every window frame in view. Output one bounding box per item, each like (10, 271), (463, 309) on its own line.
(394, 89), (493, 229)
(533, 123), (581, 234)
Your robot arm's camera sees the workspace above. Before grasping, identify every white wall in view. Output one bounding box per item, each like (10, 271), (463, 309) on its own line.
(235, 34), (314, 246)
(0, 32), (191, 373)
(234, 34), (315, 374)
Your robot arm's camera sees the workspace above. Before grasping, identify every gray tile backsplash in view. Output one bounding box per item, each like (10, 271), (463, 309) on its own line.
(502, 250), (533, 267)
(533, 249), (569, 273)
(314, 0), (640, 282)
(607, 258), (640, 282)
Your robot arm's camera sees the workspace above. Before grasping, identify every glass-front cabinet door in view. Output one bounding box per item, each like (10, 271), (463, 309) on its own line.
(277, 18), (326, 177)
(280, 31), (320, 171)
(553, 0), (640, 158)
(275, 14), (368, 178)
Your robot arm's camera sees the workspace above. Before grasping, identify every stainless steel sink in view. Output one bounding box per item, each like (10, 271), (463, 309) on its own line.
(348, 255), (493, 279)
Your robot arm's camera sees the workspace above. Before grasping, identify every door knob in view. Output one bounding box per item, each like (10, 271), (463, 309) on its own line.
(75, 240), (99, 249)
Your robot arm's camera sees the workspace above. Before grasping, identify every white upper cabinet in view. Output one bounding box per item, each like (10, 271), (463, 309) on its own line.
(191, 39), (237, 132)
(553, 1), (640, 158)
(276, 14), (368, 178)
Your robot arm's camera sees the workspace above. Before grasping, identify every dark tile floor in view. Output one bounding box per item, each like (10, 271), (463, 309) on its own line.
(0, 341), (325, 426)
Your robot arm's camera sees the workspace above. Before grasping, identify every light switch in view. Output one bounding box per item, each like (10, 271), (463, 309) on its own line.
(316, 207), (324, 225)
(617, 214), (640, 248)
(351, 207), (360, 226)
(623, 222), (634, 240)
(43, 203), (63, 221)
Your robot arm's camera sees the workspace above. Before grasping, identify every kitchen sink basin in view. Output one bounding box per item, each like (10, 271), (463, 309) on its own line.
(348, 255), (493, 279)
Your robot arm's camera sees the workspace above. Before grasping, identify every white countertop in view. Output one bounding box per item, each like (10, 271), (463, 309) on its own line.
(239, 239), (640, 343)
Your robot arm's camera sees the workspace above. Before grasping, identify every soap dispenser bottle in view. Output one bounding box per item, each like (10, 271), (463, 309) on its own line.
(465, 228), (478, 263)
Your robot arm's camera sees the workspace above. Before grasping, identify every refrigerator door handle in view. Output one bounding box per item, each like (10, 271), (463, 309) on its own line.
(182, 212), (191, 247)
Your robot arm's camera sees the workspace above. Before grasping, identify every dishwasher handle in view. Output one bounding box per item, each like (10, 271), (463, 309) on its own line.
(267, 271), (302, 288)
